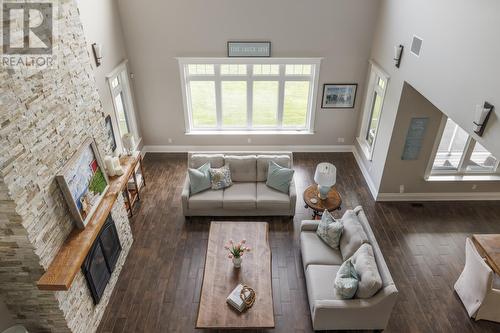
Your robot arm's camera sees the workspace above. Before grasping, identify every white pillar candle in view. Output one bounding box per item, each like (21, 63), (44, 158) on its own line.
(112, 157), (124, 176)
(104, 156), (115, 177)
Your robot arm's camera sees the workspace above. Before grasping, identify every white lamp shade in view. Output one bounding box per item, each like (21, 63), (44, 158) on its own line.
(122, 133), (135, 152)
(314, 163), (337, 187)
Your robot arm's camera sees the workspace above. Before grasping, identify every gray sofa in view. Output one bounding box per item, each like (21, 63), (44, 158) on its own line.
(182, 152), (296, 216)
(300, 206), (398, 331)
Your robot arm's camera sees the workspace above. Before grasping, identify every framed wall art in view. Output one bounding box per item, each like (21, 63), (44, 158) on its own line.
(105, 115), (117, 152)
(321, 83), (358, 108)
(56, 138), (109, 229)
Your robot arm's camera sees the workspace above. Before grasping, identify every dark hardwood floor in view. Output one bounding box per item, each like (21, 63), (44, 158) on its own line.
(97, 152), (500, 333)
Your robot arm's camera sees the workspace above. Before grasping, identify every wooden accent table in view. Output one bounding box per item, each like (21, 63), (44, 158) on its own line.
(197, 222), (274, 329)
(303, 184), (342, 218)
(472, 234), (500, 275)
(37, 155), (139, 291)
(112, 153), (145, 217)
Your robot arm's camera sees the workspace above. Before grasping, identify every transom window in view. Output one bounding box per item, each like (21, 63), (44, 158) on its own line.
(178, 58), (321, 133)
(430, 118), (499, 175)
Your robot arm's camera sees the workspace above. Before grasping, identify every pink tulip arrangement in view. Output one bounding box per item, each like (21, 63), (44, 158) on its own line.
(224, 239), (251, 259)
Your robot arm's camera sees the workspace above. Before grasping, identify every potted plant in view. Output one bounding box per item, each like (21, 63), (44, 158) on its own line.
(224, 239), (251, 268)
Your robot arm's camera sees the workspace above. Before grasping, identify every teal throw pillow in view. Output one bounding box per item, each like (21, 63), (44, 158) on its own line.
(266, 161), (294, 193)
(188, 162), (211, 195)
(209, 165), (232, 190)
(316, 210), (343, 249)
(334, 259), (359, 299)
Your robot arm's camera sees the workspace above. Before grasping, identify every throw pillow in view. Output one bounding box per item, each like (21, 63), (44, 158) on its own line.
(209, 165), (232, 190)
(316, 210), (343, 249)
(188, 162), (211, 195)
(266, 161), (294, 193)
(351, 243), (383, 298)
(339, 210), (369, 261)
(334, 259), (359, 299)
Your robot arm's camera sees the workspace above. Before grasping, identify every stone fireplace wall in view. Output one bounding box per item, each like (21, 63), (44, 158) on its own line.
(0, 0), (132, 332)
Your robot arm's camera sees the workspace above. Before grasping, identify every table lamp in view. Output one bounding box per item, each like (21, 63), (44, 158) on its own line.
(314, 163), (336, 200)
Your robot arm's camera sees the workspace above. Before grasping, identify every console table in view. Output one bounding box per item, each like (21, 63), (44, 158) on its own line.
(114, 153), (145, 217)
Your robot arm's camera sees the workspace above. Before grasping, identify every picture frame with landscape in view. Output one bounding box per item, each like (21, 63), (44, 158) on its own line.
(321, 83), (358, 109)
(56, 138), (109, 229)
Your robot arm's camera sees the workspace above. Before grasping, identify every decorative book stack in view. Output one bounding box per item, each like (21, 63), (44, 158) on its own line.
(226, 284), (248, 312)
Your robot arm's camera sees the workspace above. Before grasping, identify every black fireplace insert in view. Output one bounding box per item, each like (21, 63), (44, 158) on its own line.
(82, 215), (122, 304)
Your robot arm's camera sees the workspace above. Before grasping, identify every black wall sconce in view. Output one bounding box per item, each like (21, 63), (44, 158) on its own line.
(473, 102), (494, 136)
(92, 43), (103, 67)
(394, 44), (404, 68)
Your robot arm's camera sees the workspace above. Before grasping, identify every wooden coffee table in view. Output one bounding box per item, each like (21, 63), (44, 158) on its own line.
(303, 184), (342, 218)
(196, 222), (274, 329)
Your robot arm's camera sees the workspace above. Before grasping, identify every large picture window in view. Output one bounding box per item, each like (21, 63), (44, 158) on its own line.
(178, 58), (321, 133)
(428, 117), (499, 176)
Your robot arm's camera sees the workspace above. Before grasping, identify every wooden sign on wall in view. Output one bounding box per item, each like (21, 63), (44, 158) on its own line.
(227, 41), (271, 57)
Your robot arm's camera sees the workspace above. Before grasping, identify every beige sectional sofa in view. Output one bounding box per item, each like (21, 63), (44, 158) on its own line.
(300, 206), (398, 331)
(182, 152), (296, 216)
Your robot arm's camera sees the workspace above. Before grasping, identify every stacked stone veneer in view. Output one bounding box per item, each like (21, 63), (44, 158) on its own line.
(0, 0), (133, 332)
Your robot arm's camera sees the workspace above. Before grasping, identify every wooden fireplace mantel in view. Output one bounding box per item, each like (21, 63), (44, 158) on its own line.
(37, 155), (140, 291)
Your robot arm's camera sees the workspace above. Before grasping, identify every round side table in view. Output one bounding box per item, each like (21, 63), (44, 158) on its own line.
(303, 185), (342, 219)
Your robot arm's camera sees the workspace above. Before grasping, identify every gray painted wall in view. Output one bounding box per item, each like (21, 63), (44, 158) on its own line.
(379, 83), (500, 194)
(116, 0), (380, 148)
(355, 0), (500, 193)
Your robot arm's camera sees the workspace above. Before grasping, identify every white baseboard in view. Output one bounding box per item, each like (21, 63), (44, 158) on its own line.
(143, 144), (354, 153)
(377, 192), (500, 201)
(351, 146), (379, 200)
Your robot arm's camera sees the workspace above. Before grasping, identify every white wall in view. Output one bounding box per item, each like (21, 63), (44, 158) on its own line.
(76, 0), (135, 152)
(116, 0), (380, 149)
(355, 0), (500, 192)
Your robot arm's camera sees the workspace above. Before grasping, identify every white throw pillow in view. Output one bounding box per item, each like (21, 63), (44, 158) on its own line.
(351, 243), (383, 298)
(339, 210), (369, 261)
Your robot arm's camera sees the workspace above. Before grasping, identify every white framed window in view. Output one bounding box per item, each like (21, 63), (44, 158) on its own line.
(106, 60), (140, 146)
(427, 116), (499, 178)
(178, 58), (321, 133)
(358, 61), (389, 160)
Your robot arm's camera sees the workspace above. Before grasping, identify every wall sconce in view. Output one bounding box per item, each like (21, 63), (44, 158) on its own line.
(394, 44), (404, 68)
(92, 43), (103, 67)
(473, 102), (494, 136)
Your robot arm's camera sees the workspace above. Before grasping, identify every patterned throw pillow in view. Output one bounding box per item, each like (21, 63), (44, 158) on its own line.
(334, 259), (359, 299)
(209, 165), (232, 190)
(316, 210), (343, 249)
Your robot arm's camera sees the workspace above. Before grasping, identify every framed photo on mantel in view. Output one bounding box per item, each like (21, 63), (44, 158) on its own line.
(227, 41), (271, 57)
(321, 83), (358, 109)
(56, 138), (110, 229)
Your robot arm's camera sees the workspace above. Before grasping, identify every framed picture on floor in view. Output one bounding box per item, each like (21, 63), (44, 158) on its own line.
(321, 83), (358, 108)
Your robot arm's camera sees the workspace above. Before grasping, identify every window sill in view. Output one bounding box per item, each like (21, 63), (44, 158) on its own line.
(185, 130), (315, 136)
(426, 174), (500, 182)
(356, 137), (373, 161)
